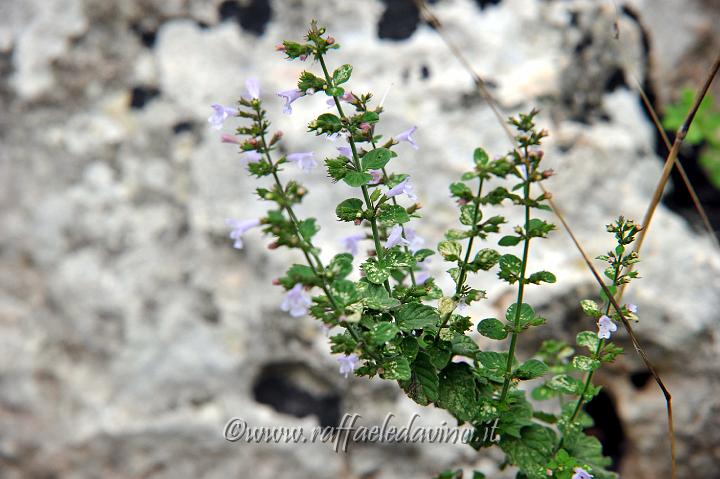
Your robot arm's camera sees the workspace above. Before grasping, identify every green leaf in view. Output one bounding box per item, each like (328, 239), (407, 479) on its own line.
(505, 303), (535, 326)
(526, 270), (556, 284)
(498, 254), (522, 284)
(576, 331), (600, 352)
(394, 303), (440, 331)
(572, 355), (600, 372)
(451, 334), (479, 357)
(361, 258), (389, 285)
(449, 182), (473, 199)
(547, 374), (582, 395)
(460, 204), (480, 226)
(403, 352), (439, 405)
(343, 170), (373, 187)
(381, 356), (411, 381)
(438, 240), (463, 261)
(325, 157), (348, 182)
(526, 218), (555, 238)
(361, 147), (396, 171)
(500, 425), (557, 479)
(437, 363), (480, 422)
(498, 235), (522, 246)
(477, 318), (508, 340)
(426, 344), (452, 369)
(332, 64), (353, 85)
(361, 282), (401, 310)
(279, 264), (317, 288)
(313, 113), (342, 134)
(473, 147), (489, 166)
(366, 322), (400, 346)
(335, 198), (363, 221)
(298, 218), (319, 241)
(400, 337), (419, 361)
(472, 248), (501, 271)
(580, 299), (602, 319)
(378, 204), (410, 225)
(328, 253), (353, 279)
(325, 86), (344, 97)
(330, 279), (358, 307)
(514, 359), (549, 380)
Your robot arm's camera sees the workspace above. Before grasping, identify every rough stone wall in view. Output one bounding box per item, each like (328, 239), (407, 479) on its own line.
(0, 0), (718, 478)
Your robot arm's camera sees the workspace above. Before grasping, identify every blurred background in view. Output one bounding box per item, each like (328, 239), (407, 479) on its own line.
(1, 0), (719, 478)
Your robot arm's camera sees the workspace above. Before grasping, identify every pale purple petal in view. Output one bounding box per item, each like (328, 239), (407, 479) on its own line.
(221, 134), (242, 144)
(337, 353), (360, 378)
(597, 315), (617, 339)
(287, 151), (317, 172)
(208, 103), (238, 130)
(368, 169), (383, 185)
(277, 89), (305, 114)
(404, 227), (425, 253)
(225, 218), (261, 249)
(385, 177), (417, 201)
(626, 303), (638, 314)
(340, 232), (365, 256)
(385, 225), (410, 249)
(337, 146), (352, 158)
(244, 77), (260, 99)
(395, 126), (418, 150)
(239, 150), (263, 166)
(281, 283), (312, 317)
(571, 467), (593, 479)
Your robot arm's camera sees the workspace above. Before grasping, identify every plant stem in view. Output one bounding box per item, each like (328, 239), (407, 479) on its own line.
(318, 55), (391, 293)
(436, 177), (484, 337)
(499, 156), (532, 404)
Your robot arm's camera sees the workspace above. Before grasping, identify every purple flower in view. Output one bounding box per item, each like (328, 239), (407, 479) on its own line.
(337, 146), (352, 158)
(415, 258), (431, 284)
(385, 177), (417, 201)
(394, 126), (418, 150)
(278, 89), (305, 114)
(404, 227), (425, 253)
(626, 303), (638, 314)
(287, 152), (317, 172)
(320, 323), (332, 337)
(368, 169), (383, 185)
(208, 103), (238, 130)
(225, 218), (260, 249)
(221, 134), (242, 145)
(240, 150), (263, 167)
(244, 77), (260, 99)
(281, 283), (312, 317)
(571, 467), (593, 479)
(337, 353), (360, 378)
(385, 224), (410, 249)
(597, 315), (617, 339)
(340, 232), (365, 256)
(326, 91), (354, 107)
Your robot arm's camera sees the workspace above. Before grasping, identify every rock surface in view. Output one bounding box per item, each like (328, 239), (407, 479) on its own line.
(1, 0), (718, 478)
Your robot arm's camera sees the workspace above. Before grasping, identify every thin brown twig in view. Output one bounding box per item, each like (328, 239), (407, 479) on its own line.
(413, 0), (680, 475)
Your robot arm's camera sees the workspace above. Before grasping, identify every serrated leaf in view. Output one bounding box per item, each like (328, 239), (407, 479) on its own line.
(437, 363), (480, 422)
(361, 282), (401, 310)
(505, 303), (535, 326)
(336, 198), (363, 221)
(438, 240), (462, 261)
(576, 331), (600, 352)
(514, 359), (549, 380)
(403, 352), (439, 404)
(426, 344), (452, 369)
(526, 270), (556, 284)
(478, 318), (508, 340)
(460, 204), (480, 226)
(361, 258), (389, 284)
(498, 235), (522, 246)
(451, 334), (479, 357)
(473, 248), (501, 271)
(500, 425), (557, 479)
(332, 64), (353, 85)
(580, 299), (602, 319)
(361, 147), (395, 171)
(343, 170), (373, 187)
(394, 303), (440, 331)
(381, 356), (411, 381)
(572, 355), (600, 372)
(547, 374), (582, 395)
(378, 204), (410, 225)
(366, 322), (399, 346)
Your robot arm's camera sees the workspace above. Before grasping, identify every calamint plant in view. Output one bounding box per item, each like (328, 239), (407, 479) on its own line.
(211, 21), (644, 479)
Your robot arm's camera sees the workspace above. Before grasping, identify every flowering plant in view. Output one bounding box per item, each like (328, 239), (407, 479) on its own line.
(211, 21), (645, 479)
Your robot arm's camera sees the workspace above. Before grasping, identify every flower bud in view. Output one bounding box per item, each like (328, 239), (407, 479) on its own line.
(541, 169), (554, 179)
(268, 242), (279, 250)
(272, 279), (281, 286)
(326, 36), (335, 45)
(270, 131), (284, 145)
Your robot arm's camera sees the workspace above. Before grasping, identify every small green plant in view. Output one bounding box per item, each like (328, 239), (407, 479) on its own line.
(213, 21), (646, 479)
(663, 88), (720, 188)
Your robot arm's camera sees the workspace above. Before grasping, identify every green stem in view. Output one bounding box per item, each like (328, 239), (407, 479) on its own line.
(318, 55), (391, 293)
(436, 178), (485, 337)
(499, 156), (532, 404)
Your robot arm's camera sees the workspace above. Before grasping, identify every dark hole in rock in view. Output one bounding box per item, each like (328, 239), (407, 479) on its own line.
(378, 0), (420, 41)
(196, 21), (210, 30)
(604, 67), (628, 92)
(475, 0), (502, 10)
(584, 389), (625, 468)
(253, 362), (341, 428)
(172, 121), (194, 134)
(574, 33), (593, 54)
(130, 22), (157, 48)
(219, 0), (272, 36)
(420, 64), (431, 79)
(130, 86), (160, 109)
(629, 370), (652, 389)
